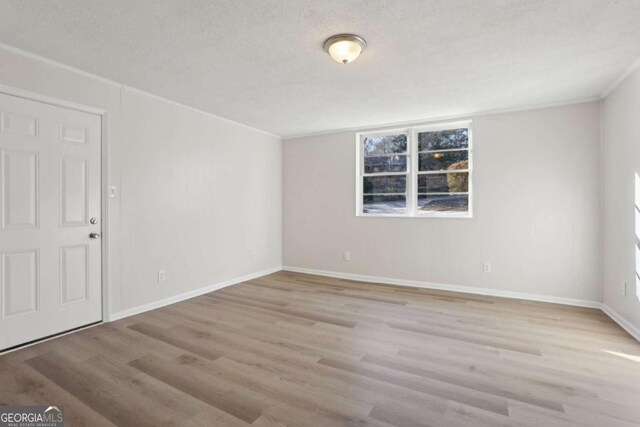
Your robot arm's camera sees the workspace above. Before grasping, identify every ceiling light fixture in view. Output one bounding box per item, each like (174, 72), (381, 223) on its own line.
(324, 34), (367, 64)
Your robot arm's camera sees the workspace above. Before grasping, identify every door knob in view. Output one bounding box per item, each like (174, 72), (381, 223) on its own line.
(89, 232), (101, 239)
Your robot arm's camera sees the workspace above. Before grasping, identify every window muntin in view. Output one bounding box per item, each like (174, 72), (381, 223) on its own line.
(357, 122), (472, 217)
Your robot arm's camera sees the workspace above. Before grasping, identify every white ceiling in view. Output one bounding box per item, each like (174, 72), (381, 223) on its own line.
(0, 0), (639, 138)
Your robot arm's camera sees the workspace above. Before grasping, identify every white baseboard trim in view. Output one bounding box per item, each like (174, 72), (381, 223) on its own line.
(282, 266), (602, 308)
(109, 266), (282, 321)
(601, 304), (640, 342)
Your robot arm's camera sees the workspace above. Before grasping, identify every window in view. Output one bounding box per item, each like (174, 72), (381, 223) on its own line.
(357, 121), (472, 217)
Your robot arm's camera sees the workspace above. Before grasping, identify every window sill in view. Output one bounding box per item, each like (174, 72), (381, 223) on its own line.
(357, 213), (473, 219)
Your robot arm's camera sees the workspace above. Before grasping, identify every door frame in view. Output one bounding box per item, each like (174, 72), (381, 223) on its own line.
(0, 83), (111, 325)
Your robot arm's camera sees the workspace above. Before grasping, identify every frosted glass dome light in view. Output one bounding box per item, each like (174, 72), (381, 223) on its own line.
(324, 34), (367, 64)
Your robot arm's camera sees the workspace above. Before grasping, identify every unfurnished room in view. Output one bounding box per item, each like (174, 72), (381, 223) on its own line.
(0, 1), (640, 426)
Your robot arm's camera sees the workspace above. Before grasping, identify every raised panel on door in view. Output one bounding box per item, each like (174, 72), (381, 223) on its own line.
(1, 111), (38, 137)
(60, 124), (88, 144)
(1, 250), (38, 319)
(60, 156), (88, 226)
(1, 149), (38, 230)
(60, 245), (89, 304)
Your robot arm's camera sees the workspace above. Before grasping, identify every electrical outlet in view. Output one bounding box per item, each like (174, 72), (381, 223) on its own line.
(622, 282), (627, 296)
(158, 270), (166, 283)
(483, 262), (491, 273)
(344, 251), (351, 262)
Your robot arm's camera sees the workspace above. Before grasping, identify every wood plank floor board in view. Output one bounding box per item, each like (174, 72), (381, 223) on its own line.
(153, 315), (459, 418)
(215, 356), (377, 419)
(169, 298), (281, 328)
(151, 311), (323, 366)
(128, 353), (267, 424)
(441, 401), (535, 427)
(1, 271), (639, 426)
(369, 398), (447, 427)
(246, 318), (402, 360)
(0, 357), (118, 427)
(128, 322), (224, 362)
(25, 352), (186, 427)
(388, 321), (543, 356)
(556, 404), (640, 427)
(232, 320), (372, 362)
(204, 293), (357, 328)
(73, 355), (212, 422)
(317, 356), (511, 416)
(396, 349), (602, 400)
(360, 354), (566, 412)
(124, 319), (415, 419)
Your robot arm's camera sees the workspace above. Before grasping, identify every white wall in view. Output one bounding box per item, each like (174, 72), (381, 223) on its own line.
(602, 65), (640, 333)
(0, 46), (283, 317)
(284, 102), (602, 303)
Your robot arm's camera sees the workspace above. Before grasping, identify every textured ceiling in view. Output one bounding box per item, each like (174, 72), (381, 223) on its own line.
(0, 0), (639, 137)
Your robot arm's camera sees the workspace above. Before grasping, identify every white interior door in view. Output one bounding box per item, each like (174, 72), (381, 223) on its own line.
(0, 92), (102, 351)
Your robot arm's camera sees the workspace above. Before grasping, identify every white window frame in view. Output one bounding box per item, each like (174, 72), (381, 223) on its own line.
(356, 120), (473, 218)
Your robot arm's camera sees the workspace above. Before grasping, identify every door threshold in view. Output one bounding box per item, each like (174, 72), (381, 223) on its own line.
(0, 321), (103, 355)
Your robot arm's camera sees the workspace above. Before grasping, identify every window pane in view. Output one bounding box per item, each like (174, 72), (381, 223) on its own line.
(363, 175), (406, 194)
(364, 154), (407, 173)
(363, 134), (407, 155)
(418, 172), (468, 193)
(418, 194), (469, 213)
(418, 128), (468, 151)
(419, 151), (468, 172)
(363, 195), (406, 214)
